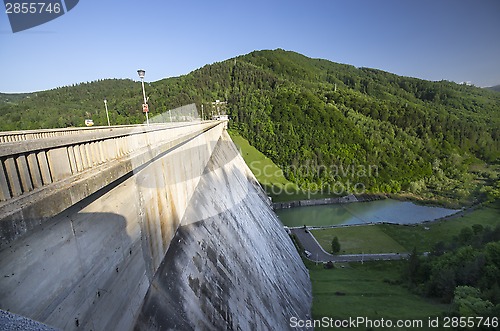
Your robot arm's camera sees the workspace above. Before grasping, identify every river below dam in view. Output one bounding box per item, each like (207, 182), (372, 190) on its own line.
(275, 198), (460, 227)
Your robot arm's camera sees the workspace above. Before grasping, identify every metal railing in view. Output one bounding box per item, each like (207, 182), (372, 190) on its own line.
(0, 122), (218, 202)
(0, 124), (146, 143)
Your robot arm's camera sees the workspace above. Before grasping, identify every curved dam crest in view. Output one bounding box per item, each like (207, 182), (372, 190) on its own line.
(0, 123), (312, 330)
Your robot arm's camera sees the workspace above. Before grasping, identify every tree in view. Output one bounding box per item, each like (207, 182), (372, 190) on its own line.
(453, 286), (494, 317)
(458, 227), (474, 245)
(331, 236), (341, 254)
(426, 267), (456, 302)
(407, 247), (421, 284)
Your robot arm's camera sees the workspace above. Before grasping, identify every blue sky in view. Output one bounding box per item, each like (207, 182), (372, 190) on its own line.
(1, 0), (499, 93)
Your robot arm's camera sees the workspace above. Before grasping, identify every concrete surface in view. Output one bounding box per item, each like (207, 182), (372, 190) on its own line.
(135, 131), (312, 330)
(0, 123), (312, 330)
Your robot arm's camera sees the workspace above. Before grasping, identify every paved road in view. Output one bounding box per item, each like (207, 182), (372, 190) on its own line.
(290, 227), (409, 263)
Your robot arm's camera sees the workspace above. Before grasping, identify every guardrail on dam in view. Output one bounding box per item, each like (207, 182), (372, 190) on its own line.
(0, 122), (312, 330)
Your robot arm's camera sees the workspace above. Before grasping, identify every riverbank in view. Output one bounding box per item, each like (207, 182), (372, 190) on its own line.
(272, 193), (386, 210)
(230, 130), (482, 211)
(271, 190), (470, 211)
(387, 192), (469, 209)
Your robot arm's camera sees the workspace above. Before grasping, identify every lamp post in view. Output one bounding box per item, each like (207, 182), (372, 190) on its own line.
(103, 98), (110, 127)
(137, 69), (149, 126)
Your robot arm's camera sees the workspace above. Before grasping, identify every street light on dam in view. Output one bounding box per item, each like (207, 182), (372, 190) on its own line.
(104, 98), (110, 127)
(137, 69), (149, 126)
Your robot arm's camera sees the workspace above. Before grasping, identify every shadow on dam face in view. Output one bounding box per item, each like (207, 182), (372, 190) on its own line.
(0, 210), (141, 331)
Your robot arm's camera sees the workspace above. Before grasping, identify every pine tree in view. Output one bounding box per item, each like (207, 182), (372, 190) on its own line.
(331, 236), (340, 254)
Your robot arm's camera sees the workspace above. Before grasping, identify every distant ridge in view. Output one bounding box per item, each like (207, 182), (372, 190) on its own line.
(486, 84), (500, 92)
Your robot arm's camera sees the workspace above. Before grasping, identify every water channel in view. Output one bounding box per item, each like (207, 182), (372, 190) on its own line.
(275, 198), (460, 227)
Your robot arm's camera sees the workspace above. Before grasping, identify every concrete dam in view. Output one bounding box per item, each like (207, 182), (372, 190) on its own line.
(0, 122), (312, 330)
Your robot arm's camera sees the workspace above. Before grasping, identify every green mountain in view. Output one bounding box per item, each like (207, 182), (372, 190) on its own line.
(0, 79), (141, 129)
(1, 49), (499, 203)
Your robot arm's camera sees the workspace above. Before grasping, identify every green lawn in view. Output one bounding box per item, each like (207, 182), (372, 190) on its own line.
(309, 260), (449, 331)
(303, 201), (499, 330)
(312, 225), (407, 254)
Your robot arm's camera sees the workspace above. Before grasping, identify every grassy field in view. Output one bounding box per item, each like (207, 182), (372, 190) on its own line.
(229, 130), (298, 202)
(310, 201), (499, 254)
(312, 225), (407, 254)
(308, 260), (449, 331)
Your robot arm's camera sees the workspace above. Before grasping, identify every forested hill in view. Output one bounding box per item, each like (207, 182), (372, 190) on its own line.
(0, 92), (32, 105)
(1, 49), (499, 202)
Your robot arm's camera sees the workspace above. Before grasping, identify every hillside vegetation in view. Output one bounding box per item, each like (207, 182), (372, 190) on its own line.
(0, 92), (32, 106)
(1, 49), (499, 203)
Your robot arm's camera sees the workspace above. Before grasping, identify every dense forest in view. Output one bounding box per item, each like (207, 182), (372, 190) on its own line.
(1, 49), (499, 203)
(0, 92), (32, 105)
(404, 224), (500, 319)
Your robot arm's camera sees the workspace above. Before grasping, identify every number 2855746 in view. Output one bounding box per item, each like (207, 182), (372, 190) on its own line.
(5, 2), (61, 14)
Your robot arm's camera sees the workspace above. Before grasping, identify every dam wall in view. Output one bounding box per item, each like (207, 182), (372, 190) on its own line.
(135, 131), (312, 330)
(0, 123), (312, 330)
